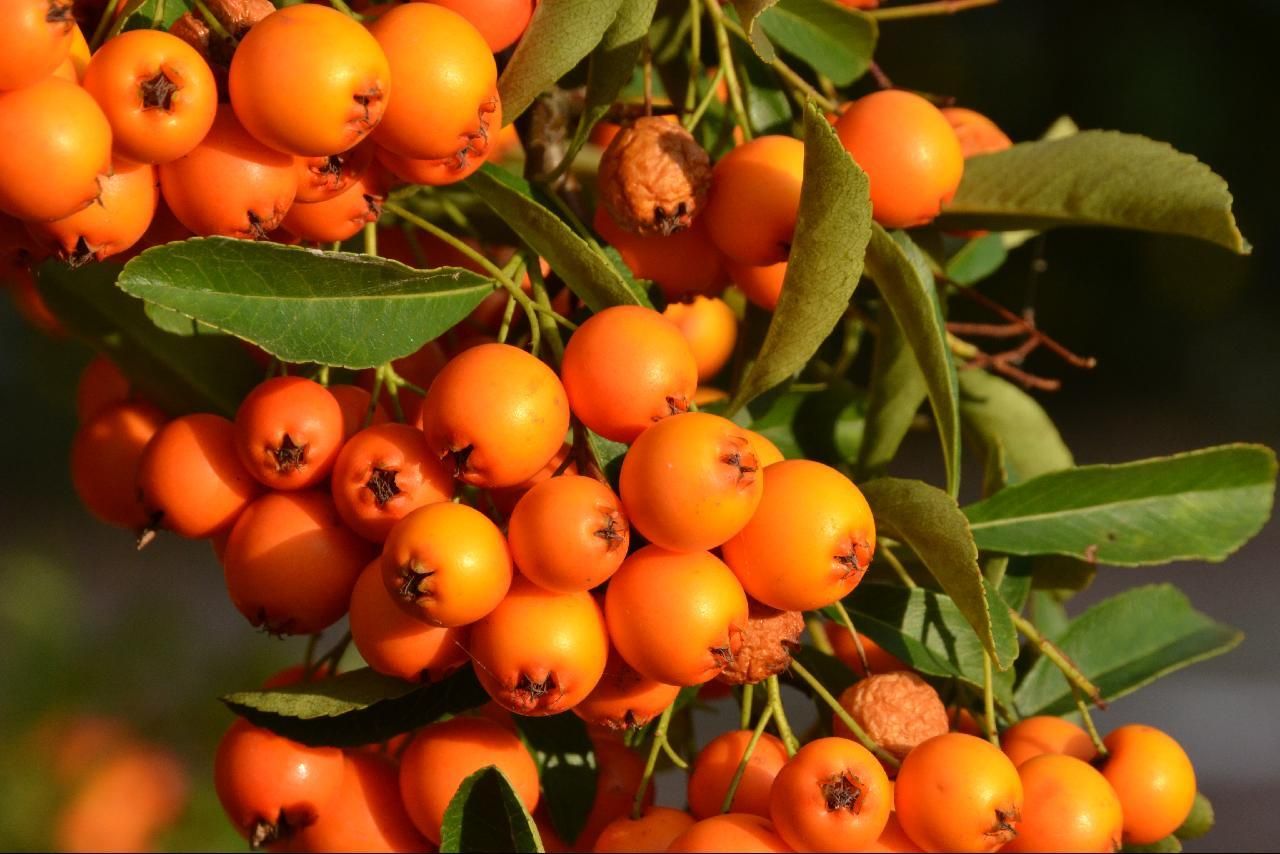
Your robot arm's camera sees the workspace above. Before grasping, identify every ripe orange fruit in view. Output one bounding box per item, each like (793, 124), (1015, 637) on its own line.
(726, 258), (787, 311)
(894, 733), (1023, 853)
(833, 672), (949, 761)
(688, 729), (790, 819)
(770, 736), (892, 852)
(487, 442), (575, 517)
(1100, 724), (1197, 845)
(703, 135), (805, 266)
(592, 204), (728, 302)
(593, 806), (696, 853)
(398, 716), (540, 845)
(380, 501), (513, 627)
(0, 0), (75, 91)
(604, 545), (748, 686)
(82, 29), (217, 165)
(662, 296), (738, 382)
(74, 355), (130, 423)
(281, 167), (387, 243)
(50, 22), (89, 84)
(722, 459), (875, 611)
(418, 342), (570, 488)
(835, 90), (965, 229)
(349, 559), (468, 682)
(159, 104), (297, 239)
(331, 422), (455, 542)
(507, 474), (629, 592)
(374, 94), (502, 187)
(295, 142), (375, 203)
(941, 107), (1013, 159)
(667, 813), (792, 853)
(468, 576), (609, 715)
(1000, 715), (1096, 768)
(560, 305), (698, 444)
(866, 812), (923, 853)
(746, 430), (785, 467)
(214, 719), (345, 848)
(222, 490), (375, 634)
(290, 752), (430, 853)
(138, 413), (261, 538)
(369, 3), (499, 162)
(229, 4), (390, 156)
(824, 624), (908, 677)
(70, 401), (166, 530)
(26, 158), (157, 265)
(234, 376), (344, 490)
(428, 0), (535, 52)
(1002, 754), (1123, 853)
(572, 649), (680, 731)
(619, 412), (763, 552)
(327, 383), (390, 440)
(0, 77), (112, 222)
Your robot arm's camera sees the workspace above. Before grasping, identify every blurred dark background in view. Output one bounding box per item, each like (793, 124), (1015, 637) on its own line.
(2, 0), (1277, 850)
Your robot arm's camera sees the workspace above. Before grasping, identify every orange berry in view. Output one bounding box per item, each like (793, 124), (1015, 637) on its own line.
(50, 23), (89, 84)
(74, 355), (130, 423)
(507, 474), (629, 593)
(704, 136), (805, 266)
(572, 649), (680, 731)
(941, 107), (1013, 159)
(349, 559), (468, 682)
(468, 576), (609, 715)
(592, 205), (727, 302)
(662, 296), (738, 382)
(834, 672), (949, 761)
(229, 4), (390, 156)
(281, 167), (386, 243)
(290, 751), (430, 853)
(1000, 715), (1096, 768)
(722, 459), (875, 611)
(70, 401), (166, 530)
(294, 143), (375, 204)
(327, 383), (390, 440)
(746, 430), (785, 467)
(1100, 724), (1196, 845)
(894, 733), (1023, 853)
(26, 158), (158, 265)
(419, 342), (570, 488)
(0, 0), (75, 91)
(824, 624), (908, 677)
(619, 412), (763, 551)
(592, 806), (696, 853)
(866, 812), (923, 853)
(667, 813), (792, 852)
(234, 376), (345, 490)
(604, 545), (748, 686)
(728, 258), (787, 311)
(54, 742), (188, 853)
(486, 442), (575, 517)
(332, 422), (455, 542)
(380, 501), (513, 627)
(1002, 754), (1123, 853)
(560, 305), (698, 444)
(835, 90), (964, 229)
(398, 716), (540, 845)
(373, 118), (498, 187)
(688, 729), (790, 819)
(770, 736), (892, 852)
(427, 0), (535, 52)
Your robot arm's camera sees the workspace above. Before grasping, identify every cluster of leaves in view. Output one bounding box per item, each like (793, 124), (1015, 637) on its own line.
(31, 0), (1274, 850)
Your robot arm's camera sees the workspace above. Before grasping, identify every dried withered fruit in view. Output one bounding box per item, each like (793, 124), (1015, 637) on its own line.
(717, 600), (803, 686)
(597, 116), (711, 237)
(835, 671), (950, 761)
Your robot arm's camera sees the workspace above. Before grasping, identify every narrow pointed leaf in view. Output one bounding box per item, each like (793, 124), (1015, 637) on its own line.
(857, 303), (927, 478)
(730, 0), (780, 60)
(514, 715), (596, 845)
(964, 445), (1277, 565)
(758, 0), (877, 85)
(440, 766), (543, 854)
(959, 369), (1073, 484)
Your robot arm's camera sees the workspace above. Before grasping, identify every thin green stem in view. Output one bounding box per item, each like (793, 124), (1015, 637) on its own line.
(326, 0), (365, 20)
(363, 221), (378, 256)
(1071, 684), (1109, 757)
(315, 365), (331, 387)
(765, 676), (798, 756)
(683, 64), (727, 133)
(879, 545), (919, 589)
(739, 683), (755, 730)
(832, 600), (871, 675)
(704, 0), (753, 142)
(721, 704), (774, 813)
(189, 0), (234, 42)
(632, 704), (675, 819)
(870, 0), (999, 21)
(365, 365), (386, 428)
(660, 737), (689, 770)
(529, 261), (568, 365)
(981, 651), (999, 745)
(806, 617), (835, 656)
(302, 633), (319, 672)
(1009, 608), (1106, 708)
(88, 0), (118, 50)
(496, 293), (518, 344)
(383, 362), (427, 398)
(789, 659), (901, 769)
(719, 16), (839, 113)
(685, 0), (703, 114)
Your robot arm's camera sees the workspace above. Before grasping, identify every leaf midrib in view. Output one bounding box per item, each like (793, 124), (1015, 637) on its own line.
(124, 274), (491, 305)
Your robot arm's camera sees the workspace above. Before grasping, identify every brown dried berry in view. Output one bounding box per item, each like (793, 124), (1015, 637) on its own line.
(168, 0), (273, 97)
(716, 600), (803, 686)
(597, 116), (711, 237)
(834, 671), (949, 761)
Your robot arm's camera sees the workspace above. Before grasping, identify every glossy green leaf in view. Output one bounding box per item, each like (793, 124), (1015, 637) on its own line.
(498, 0), (625, 125)
(35, 261), (259, 417)
(727, 103), (871, 413)
(730, 0), (780, 60)
(965, 445), (1277, 565)
(440, 766), (543, 854)
(864, 226), (962, 496)
(221, 667), (489, 748)
(944, 233), (1008, 286)
(758, 0), (876, 86)
(938, 132), (1250, 254)
(959, 369), (1073, 484)
(729, 23), (794, 138)
(861, 478), (1013, 667)
(857, 303), (927, 478)
(467, 164), (650, 311)
(117, 238), (491, 369)
(1014, 585), (1243, 717)
(586, 430), (628, 485)
(514, 715), (596, 845)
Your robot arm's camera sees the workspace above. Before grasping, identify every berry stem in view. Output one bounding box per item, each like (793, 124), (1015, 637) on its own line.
(981, 651), (999, 746)
(365, 365), (387, 428)
(703, 0), (754, 142)
(1071, 683), (1110, 758)
(1008, 608), (1107, 708)
(718, 16), (838, 114)
(739, 682), (754, 730)
(641, 34), (654, 118)
(765, 676), (799, 756)
(806, 618), (836, 656)
(189, 0), (235, 43)
(326, 0), (365, 21)
(88, 0), (120, 50)
(831, 600), (872, 676)
(878, 543), (919, 589)
(788, 659), (902, 769)
(302, 633), (319, 673)
(869, 0), (1000, 21)
(682, 64), (727, 133)
(631, 703), (676, 820)
(496, 291), (519, 345)
(684, 0), (703, 115)
(720, 703), (774, 814)
(363, 221), (378, 257)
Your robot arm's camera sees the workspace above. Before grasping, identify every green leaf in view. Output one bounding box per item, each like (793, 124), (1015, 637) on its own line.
(861, 478), (1014, 668)
(498, 0), (626, 125)
(1175, 792), (1214, 841)
(959, 369), (1073, 485)
(117, 0), (192, 31)
(728, 23), (794, 139)
(117, 238), (491, 369)
(560, 0), (659, 170)
(467, 164), (650, 311)
(727, 103), (871, 412)
(964, 445), (1278, 565)
(35, 261), (259, 417)
(730, 0), (779, 60)
(864, 226), (962, 496)
(221, 667), (489, 748)
(1122, 836), (1182, 854)
(757, 0), (877, 86)
(513, 715), (597, 845)
(944, 233), (1008, 287)
(439, 766), (543, 854)
(586, 430), (629, 485)
(856, 303), (927, 478)
(1014, 585), (1243, 717)
(938, 131), (1250, 254)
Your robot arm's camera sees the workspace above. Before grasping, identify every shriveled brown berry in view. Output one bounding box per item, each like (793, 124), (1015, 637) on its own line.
(169, 0), (272, 91)
(835, 671), (949, 761)
(597, 116), (711, 237)
(716, 600), (803, 686)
